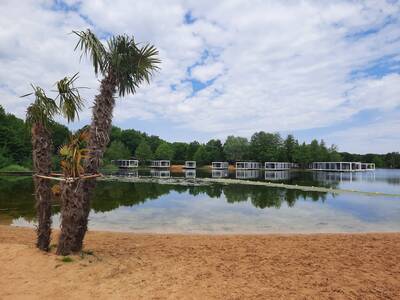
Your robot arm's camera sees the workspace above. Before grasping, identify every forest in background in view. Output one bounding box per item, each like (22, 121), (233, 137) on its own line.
(1, 105), (399, 170)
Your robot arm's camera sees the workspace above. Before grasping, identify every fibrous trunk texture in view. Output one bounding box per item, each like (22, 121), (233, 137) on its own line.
(57, 73), (116, 255)
(32, 123), (53, 251)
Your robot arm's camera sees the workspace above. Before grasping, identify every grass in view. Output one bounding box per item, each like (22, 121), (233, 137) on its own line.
(0, 164), (31, 172)
(61, 256), (73, 263)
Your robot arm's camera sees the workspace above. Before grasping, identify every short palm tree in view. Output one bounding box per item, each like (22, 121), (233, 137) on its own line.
(56, 29), (160, 255)
(24, 75), (83, 251)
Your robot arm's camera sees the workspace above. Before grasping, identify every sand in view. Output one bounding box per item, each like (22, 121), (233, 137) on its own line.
(0, 226), (399, 299)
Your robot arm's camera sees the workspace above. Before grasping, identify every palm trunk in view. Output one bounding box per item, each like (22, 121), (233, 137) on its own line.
(32, 123), (53, 251)
(57, 73), (116, 255)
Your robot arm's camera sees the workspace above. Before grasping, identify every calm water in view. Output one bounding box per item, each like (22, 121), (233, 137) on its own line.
(1, 169), (400, 233)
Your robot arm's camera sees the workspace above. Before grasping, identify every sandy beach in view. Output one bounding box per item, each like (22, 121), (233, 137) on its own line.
(0, 225), (399, 299)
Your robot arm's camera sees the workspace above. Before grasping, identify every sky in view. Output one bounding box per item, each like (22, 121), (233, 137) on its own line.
(0, 0), (399, 154)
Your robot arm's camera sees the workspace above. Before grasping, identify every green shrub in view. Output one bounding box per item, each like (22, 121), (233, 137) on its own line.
(0, 164), (31, 172)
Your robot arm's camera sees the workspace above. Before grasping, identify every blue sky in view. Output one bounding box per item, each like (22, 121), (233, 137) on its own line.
(0, 0), (399, 153)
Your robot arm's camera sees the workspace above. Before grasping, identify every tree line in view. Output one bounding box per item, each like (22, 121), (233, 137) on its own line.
(1, 104), (399, 169)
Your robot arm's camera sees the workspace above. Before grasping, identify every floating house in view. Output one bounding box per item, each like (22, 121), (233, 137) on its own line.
(184, 161), (196, 169)
(212, 162), (229, 169)
(236, 162), (262, 170)
(236, 169), (260, 179)
(112, 159), (139, 168)
(310, 162), (375, 172)
(212, 169), (229, 178)
(150, 160), (170, 168)
(264, 162), (293, 170)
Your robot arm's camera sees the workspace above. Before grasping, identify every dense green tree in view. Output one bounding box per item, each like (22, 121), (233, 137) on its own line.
(185, 141), (200, 160)
(205, 139), (224, 162)
(284, 134), (297, 163)
(104, 140), (131, 163)
(172, 142), (188, 162)
(155, 142), (174, 160)
(193, 146), (209, 165)
(120, 129), (143, 155)
(223, 136), (249, 161)
(135, 141), (154, 161)
(250, 132), (282, 162)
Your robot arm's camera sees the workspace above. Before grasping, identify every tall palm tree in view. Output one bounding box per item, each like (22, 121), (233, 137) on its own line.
(56, 29), (160, 255)
(24, 75), (83, 251)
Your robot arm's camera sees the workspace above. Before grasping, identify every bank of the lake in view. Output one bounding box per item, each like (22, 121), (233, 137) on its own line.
(0, 226), (399, 299)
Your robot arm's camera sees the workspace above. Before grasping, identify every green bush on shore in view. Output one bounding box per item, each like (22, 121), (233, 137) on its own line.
(0, 164), (32, 172)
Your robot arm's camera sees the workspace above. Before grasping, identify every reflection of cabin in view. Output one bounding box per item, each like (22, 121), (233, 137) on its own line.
(117, 169), (138, 178)
(310, 162), (375, 172)
(212, 162), (229, 169)
(184, 169), (196, 178)
(212, 169), (229, 178)
(236, 162), (261, 170)
(265, 171), (290, 181)
(150, 160), (170, 168)
(150, 169), (170, 178)
(264, 162), (292, 170)
(184, 161), (196, 169)
(113, 159), (139, 168)
(236, 170), (260, 179)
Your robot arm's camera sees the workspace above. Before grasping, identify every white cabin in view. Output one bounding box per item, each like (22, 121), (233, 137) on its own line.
(264, 162), (292, 170)
(212, 162), (229, 169)
(236, 162), (261, 170)
(310, 162), (375, 172)
(113, 159), (139, 168)
(150, 160), (170, 168)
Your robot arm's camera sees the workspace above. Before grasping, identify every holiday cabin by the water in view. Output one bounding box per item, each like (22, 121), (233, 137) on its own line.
(212, 162), (229, 169)
(310, 162), (375, 172)
(236, 162), (262, 170)
(150, 160), (171, 168)
(264, 162), (293, 170)
(113, 159), (139, 168)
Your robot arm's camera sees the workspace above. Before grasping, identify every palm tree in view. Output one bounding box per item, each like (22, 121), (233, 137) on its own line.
(56, 29), (160, 255)
(24, 75), (83, 251)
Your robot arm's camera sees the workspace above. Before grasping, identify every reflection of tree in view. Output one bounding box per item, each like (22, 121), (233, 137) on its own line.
(91, 182), (178, 212)
(0, 176), (38, 220)
(1, 178), (330, 220)
(222, 184), (327, 209)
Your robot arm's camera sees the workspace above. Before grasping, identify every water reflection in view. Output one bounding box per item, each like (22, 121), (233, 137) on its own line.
(264, 171), (290, 181)
(150, 170), (170, 178)
(1, 169), (400, 233)
(212, 169), (229, 178)
(236, 170), (260, 179)
(184, 170), (196, 178)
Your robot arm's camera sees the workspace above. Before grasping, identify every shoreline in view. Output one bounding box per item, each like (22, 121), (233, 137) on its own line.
(1, 225), (399, 299)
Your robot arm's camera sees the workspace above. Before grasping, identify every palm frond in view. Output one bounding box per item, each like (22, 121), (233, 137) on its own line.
(107, 34), (161, 96)
(55, 73), (85, 122)
(23, 85), (58, 127)
(73, 29), (107, 76)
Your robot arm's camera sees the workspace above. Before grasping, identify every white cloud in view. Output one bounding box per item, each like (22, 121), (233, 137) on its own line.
(0, 0), (399, 152)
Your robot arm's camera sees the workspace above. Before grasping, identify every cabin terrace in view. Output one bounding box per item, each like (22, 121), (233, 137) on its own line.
(150, 160), (171, 168)
(310, 162), (375, 172)
(112, 159), (139, 168)
(236, 162), (262, 170)
(265, 162), (293, 170)
(212, 162), (229, 169)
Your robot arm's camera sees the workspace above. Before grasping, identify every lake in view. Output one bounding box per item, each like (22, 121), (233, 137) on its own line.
(1, 169), (400, 233)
